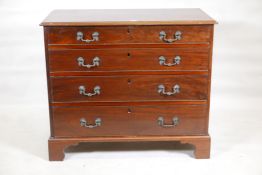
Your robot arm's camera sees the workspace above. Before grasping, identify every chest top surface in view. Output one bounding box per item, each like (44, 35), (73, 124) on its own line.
(40, 9), (217, 26)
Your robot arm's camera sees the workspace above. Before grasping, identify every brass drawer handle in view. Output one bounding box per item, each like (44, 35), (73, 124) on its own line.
(159, 31), (182, 43)
(76, 31), (99, 43)
(158, 117), (179, 128)
(79, 85), (101, 97)
(77, 56), (100, 68)
(159, 56), (181, 66)
(158, 84), (180, 96)
(80, 118), (101, 128)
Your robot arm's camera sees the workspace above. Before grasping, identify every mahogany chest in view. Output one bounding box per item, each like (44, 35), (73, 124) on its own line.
(40, 9), (216, 161)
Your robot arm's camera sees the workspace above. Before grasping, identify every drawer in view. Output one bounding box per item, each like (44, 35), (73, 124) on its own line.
(47, 25), (212, 45)
(50, 75), (208, 102)
(49, 48), (209, 72)
(52, 105), (208, 137)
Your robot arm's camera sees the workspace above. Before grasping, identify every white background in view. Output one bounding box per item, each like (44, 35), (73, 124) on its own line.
(0, 0), (262, 174)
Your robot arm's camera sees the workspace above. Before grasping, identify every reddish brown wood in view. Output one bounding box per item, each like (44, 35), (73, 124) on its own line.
(40, 9), (217, 26)
(48, 43), (210, 49)
(50, 75), (208, 102)
(181, 135), (210, 159)
(50, 71), (208, 77)
(46, 25), (212, 45)
(43, 27), (55, 137)
(51, 100), (207, 106)
(49, 48), (209, 73)
(48, 135), (210, 161)
(49, 138), (79, 161)
(41, 9), (216, 161)
(52, 105), (208, 137)
(206, 26), (214, 134)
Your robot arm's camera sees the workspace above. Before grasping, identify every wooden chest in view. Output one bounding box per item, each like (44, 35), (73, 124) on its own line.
(40, 9), (216, 161)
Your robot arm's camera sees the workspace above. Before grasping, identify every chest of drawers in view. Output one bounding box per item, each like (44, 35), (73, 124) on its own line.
(41, 9), (216, 161)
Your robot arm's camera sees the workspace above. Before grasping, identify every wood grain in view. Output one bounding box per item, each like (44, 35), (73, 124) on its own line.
(48, 135), (210, 161)
(50, 75), (208, 102)
(40, 9), (217, 26)
(48, 43), (210, 49)
(49, 48), (209, 73)
(52, 105), (208, 137)
(51, 100), (207, 106)
(50, 71), (208, 77)
(41, 9), (216, 160)
(47, 25), (212, 45)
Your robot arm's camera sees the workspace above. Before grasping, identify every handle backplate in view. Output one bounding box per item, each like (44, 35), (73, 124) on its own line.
(159, 56), (181, 66)
(80, 118), (101, 128)
(79, 85), (101, 97)
(159, 31), (182, 43)
(158, 84), (180, 96)
(77, 31), (99, 43)
(77, 56), (100, 68)
(158, 117), (179, 128)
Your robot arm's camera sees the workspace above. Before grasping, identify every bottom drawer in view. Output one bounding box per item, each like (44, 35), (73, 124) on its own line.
(52, 105), (208, 137)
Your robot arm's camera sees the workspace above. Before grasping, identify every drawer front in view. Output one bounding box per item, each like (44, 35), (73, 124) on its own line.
(49, 48), (209, 72)
(47, 26), (211, 45)
(50, 75), (208, 102)
(52, 105), (208, 137)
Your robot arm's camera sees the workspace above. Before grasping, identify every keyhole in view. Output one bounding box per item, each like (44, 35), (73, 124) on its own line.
(127, 79), (132, 84)
(128, 108), (132, 114)
(127, 52), (131, 58)
(127, 28), (131, 34)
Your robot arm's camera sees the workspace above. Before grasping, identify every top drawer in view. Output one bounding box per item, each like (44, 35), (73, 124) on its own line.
(46, 25), (212, 45)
